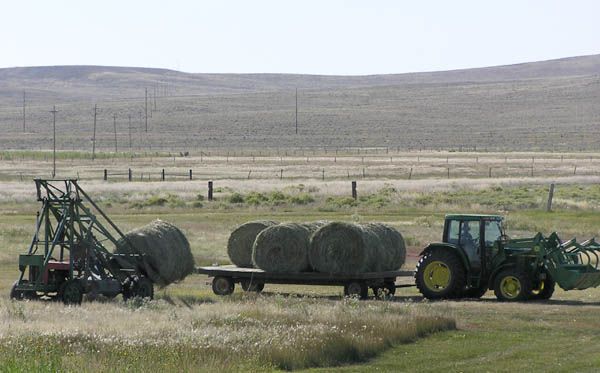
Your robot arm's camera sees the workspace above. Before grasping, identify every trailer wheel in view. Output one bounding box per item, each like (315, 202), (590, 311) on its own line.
(59, 280), (83, 305)
(373, 282), (396, 299)
(212, 276), (235, 296)
(415, 250), (466, 299)
(344, 282), (368, 299)
(531, 277), (555, 300)
(241, 280), (264, 293)
(494, 269), (532, 302)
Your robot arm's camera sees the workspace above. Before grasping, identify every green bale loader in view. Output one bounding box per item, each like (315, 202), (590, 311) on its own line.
(415, 214), (600, 301)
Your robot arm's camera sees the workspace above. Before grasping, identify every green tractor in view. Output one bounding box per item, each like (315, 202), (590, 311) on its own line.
(415, 214), (600, 301)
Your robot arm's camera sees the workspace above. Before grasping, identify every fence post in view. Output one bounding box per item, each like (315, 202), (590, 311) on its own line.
(322, 169), (325, 180)
(547, 183), (555, 212)
(128, 168), (132, 181)
(447, 167), (450, 179)
(351, 181), (357, 200)
(189, 169), (193, 180)
(488, 167), (492, 178)
(208, 181), (213, 201)
(280, 169), (283, 179)
(103, 169), (107, 181)
(161, 169), (165, 181)
(408, 167), (413, 180)
(362, 168), (365, 178)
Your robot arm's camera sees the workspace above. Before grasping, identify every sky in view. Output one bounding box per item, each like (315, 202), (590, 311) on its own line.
(2, 0), (600, 75)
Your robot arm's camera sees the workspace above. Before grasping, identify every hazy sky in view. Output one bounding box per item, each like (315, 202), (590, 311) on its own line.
(2, 0), (599, 75)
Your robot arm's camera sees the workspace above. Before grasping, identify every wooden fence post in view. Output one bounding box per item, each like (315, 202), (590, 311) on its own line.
(547, 183), (555, 212)
(322, 169), (325, 180)
(408, 167), (413, 180)
(103, 169), (107, 181)
(128, 168), (132, 181)
(189, 169), (193, 180)
(351, 181), (357, 200)
(208, 181), (213, 201)
(161, 169), (165, 181)
(280, 169), (283, 179)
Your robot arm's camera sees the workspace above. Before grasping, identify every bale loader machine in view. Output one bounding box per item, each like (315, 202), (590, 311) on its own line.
(415, 214), (600, 301)
(10, 179), (154, 304)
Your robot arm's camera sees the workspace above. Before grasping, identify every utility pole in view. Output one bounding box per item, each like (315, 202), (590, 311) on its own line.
(22, 91), (26, 132)
(113, 113), (118, 152)
(153, 84), (157, 110)
(92, 105), (97, 160)
(50, 106), (58, 177)
(128, 114), (132, 150)
(295, 88), (298, 135)
(144, 88), (148, 132)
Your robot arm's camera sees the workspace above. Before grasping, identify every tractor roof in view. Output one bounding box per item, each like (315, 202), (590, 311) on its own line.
(445, 214), (503, 221)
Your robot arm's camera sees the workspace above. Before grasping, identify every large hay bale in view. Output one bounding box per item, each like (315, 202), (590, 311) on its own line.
(115, 220), (195, 287)
(309, 222), (406, 274)
(227, 220), (277, 267)
(252, 222), (327, 273)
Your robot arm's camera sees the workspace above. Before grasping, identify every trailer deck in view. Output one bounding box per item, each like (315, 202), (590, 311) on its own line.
(197, 265), (415, 299)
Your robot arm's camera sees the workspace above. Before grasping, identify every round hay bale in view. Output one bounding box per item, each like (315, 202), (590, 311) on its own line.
(227, 220), (277, 267)
(115, 220), (195, 287)
(252, 223), (315, 272)
(309, 222), (406, 274)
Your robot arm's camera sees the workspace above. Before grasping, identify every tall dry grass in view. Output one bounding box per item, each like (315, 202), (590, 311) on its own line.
(0, 296), (454, 371)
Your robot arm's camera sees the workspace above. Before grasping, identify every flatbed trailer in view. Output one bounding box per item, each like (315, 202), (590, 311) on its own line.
(196, 265), (415, 299)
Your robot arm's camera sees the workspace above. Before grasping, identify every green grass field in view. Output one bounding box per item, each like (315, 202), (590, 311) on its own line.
(2, 160), (600, 371)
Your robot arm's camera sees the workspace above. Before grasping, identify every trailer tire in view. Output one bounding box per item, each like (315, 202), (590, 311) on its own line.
(212, 276), (235, 296)
(494, 269), (532, 302)
(241, 280), (264, 293)
(415, 250), (466, 299)
(59, 280), (83, 305)
(344, 282), (368, 299)
(531, 277), (555, 300)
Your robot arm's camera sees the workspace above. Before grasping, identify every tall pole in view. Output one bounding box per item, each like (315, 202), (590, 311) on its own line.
(295, 88), (298, 135)
(22, 91), (26, 132)
(145, 88), (148, 132)
(113, 113), (118, 152)
(128, 114), (132, 150)
(50, 106), (58, 177)
(92, 104), (97, 160)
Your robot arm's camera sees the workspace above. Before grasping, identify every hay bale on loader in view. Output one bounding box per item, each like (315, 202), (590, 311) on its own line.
(115, 220), (195, 287)
(227, 220), (277, 267)
(252, 221), (327, 272)
(309, 222), (406, 274)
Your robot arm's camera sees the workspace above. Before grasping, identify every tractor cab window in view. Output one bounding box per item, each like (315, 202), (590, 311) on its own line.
(447, 220), (460, 245)
(484, 220), (502, 247)
(460, 221), (480, 259)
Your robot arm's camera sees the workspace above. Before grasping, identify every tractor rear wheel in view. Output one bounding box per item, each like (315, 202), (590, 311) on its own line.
(415, 251), (466, 299)
(494, 269), (532, 302)
(59, 280), (83, 305)
(531, 277), (555, 300)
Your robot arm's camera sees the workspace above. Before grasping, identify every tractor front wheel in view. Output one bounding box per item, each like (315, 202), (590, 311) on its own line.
(59, 280), (83, 305)
(494, 269), (532, 302)
(531, 277), (555, 300)
(415, 251), (466, 299)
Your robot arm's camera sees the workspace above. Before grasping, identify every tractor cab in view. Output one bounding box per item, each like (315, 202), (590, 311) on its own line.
(442, 214), (504, 273)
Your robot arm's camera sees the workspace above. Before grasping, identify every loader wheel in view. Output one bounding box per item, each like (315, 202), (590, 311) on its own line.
(212, 276), (234, 296)
(531, 277), (555, 300)
(59, 280), (83, 305)
(494, 270), (532, 302)
(133, 277), (154, 299)
(241, 280), (264, 293)
(415, 251), (466, 299)
(344, 282), (368, 299)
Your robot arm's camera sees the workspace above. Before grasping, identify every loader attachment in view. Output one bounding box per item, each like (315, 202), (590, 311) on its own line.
(543, 234), (600, 290)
